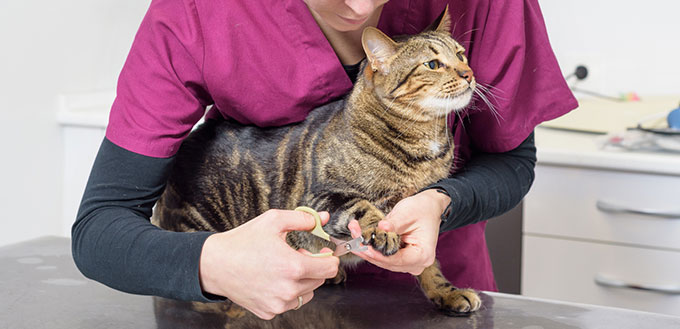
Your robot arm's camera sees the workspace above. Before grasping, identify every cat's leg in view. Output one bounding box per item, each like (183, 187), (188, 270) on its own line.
(346, 200), (401, 256)
(416, 260), (482, 316)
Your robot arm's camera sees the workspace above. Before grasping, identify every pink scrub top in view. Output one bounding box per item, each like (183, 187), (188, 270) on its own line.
(106, 0), (578, 291)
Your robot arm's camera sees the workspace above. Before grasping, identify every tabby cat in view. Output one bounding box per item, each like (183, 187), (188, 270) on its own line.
(153, 8), (482, 316)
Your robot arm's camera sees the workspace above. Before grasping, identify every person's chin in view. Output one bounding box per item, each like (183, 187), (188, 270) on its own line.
(333, 16), (368, 31)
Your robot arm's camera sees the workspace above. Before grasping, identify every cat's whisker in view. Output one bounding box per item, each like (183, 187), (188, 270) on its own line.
(430, 90), (455, 153)
(453, 27), (478, 42)
(475, 84), (504, 112)
(433, 108), (440, 156)
(439, 97), (449, 151)
(474, 85), (503, 114)
(446, 94), (458, 149)
(394, 98), (423, 141)
(399, 100), (423, 138)
(381, 95), (399, 121)
(440, 98), (451, 152)
(476, 83), (506, 103)
(473, 88), (503, 125)
(477, 82), (504, 93)
(451, 12), (466, 37)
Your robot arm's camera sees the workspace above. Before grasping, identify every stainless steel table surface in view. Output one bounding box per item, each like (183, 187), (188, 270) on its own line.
(2, 237), (679, 329)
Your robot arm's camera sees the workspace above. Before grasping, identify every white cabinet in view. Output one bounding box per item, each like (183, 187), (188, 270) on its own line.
(523, 235), (680, 316)
(522, 127), (680, 317)
(525, 166), (680, 250)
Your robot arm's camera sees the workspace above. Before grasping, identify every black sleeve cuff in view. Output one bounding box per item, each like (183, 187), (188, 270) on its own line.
(421, 131), (537, 232)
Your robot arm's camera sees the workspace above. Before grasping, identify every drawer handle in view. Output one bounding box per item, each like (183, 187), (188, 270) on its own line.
(596, 200), (680, 219)
(594, 273), (680, 295)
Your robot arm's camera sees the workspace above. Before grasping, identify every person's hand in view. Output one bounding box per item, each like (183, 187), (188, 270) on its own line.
(199, 209), (339, 320)
(347, 189), (449, 275)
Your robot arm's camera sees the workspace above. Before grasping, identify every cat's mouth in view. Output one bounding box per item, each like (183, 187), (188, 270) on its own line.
(420, 88), (474, 115)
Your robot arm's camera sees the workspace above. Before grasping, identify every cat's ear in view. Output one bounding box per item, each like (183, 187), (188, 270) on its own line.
(425, 5), (452, 34)
(362, 27), (398, 73)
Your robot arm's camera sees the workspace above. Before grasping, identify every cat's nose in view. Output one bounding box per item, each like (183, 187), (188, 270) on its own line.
(456, 68), (473, 84)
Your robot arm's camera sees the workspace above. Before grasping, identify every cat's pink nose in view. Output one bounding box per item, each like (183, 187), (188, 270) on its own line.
(456, 68), (473, 83)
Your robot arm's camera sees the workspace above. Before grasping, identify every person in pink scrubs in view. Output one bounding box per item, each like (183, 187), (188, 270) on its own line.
(72, 0), (577, 320)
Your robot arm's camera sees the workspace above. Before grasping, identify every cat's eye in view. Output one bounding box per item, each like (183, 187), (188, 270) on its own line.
(456, 52), (466, 62)
(424, 60), (440, 70)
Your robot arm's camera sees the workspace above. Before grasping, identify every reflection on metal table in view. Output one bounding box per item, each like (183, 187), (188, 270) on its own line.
(2, 237), (679, 328)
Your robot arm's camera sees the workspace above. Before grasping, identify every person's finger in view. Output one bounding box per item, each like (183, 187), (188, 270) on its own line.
(348, 219), (407, 268)
(296, 248), (317, 256)
(249, 308), (275, 321)
(317, 247), (334, 254)
(287, 291), (314, 312)
(296, 278), (327, 294)
(275, 209), (330, 232)
(384, 201), (424, 233)
(296, 247), (333, 256)
(348, 219), (426, 274)
(318, 211), (330, 226)
(348, 219), (362, 238)
(355, 243), (426, 274)
(274, 209), (317, 232)
(377, 219), (394, 232)
(296, 248), (339, 280)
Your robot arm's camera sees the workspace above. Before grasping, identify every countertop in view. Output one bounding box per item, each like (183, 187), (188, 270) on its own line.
(534, 96), (680, 175)
(535, 127), (680, 176)
(2, 237), (679, 328)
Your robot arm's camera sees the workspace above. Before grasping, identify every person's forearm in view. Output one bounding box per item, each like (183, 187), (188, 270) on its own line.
(71, 138), (218, 302)
(72, 207), (213, 300)
(425, 132), (537, 232)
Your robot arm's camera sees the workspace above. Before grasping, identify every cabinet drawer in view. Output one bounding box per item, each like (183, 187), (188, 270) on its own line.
(524, 165), (680, 250)
(522, 235), (680, 316)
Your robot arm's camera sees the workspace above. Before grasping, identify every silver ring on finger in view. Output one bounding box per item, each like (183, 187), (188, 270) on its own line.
(293, 296), (303, 310)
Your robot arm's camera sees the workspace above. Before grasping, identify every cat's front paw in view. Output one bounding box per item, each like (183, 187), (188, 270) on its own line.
(433, 288), (482, 317)
(362, 226), (401, 256)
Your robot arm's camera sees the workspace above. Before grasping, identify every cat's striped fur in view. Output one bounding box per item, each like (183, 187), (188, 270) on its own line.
(153, 7), (482, 316)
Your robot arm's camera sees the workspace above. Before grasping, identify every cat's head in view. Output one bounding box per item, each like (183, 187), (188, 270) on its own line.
(360, 7), (475, 118)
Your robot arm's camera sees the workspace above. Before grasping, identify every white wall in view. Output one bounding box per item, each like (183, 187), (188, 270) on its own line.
(539, 1), (680, 96)
(0, 0), (150, 246)
(0, 1), (678, 246)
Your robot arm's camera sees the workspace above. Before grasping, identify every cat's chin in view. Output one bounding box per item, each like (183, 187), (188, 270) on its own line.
(419, 89), (473, 115)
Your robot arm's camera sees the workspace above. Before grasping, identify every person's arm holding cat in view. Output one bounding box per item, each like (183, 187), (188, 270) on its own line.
(71, 0), (340, 320)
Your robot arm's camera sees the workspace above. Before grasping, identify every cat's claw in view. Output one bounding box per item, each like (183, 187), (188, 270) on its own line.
(361, 227), (400, 256)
